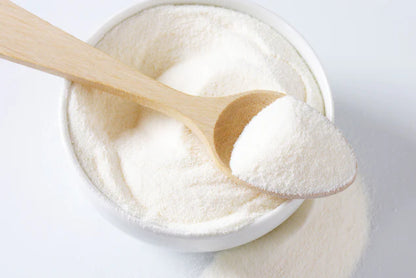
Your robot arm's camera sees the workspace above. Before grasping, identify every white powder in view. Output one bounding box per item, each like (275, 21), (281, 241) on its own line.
(202, 177), (369, 278)
(67, 5), (324, 235)
(66, 5), (370, 276)
(230, 96), (357, 196)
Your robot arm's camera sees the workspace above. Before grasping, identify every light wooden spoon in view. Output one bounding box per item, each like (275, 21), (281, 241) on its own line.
(0, 0), (283, 184)
(0, 1), (356, 199)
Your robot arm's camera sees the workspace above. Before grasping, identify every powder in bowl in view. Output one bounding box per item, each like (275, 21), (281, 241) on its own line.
(67, 5), (324, 235)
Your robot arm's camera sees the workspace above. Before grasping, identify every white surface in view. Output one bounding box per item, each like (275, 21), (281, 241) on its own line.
(0, 0), (414, 277)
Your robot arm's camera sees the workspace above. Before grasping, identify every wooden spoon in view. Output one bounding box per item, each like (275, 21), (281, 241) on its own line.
(0, 1), (356, 199)
(0, 0), (283, 183)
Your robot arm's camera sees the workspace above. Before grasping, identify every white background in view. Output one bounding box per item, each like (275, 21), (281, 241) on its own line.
(0, 0), (415, 277)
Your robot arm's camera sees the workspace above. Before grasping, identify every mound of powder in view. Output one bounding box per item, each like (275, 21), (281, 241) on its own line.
(201, 177), (369, 278)
(67, 5), (324, 235)
(230, 96), (357, 196)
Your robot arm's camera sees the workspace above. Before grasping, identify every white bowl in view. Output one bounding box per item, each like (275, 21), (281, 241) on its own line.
(62, 0), (333, 252)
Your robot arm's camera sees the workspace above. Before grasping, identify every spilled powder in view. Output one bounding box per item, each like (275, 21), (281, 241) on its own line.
(230, 96), (357, 196)
(201, 177), (369, 278)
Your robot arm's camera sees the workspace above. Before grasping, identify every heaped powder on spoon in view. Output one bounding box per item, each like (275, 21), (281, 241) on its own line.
(230, 95), (357, 197)
(67, 5), (324, 235)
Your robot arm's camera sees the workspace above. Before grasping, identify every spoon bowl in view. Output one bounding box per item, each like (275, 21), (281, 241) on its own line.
(211, 90), (285, 173)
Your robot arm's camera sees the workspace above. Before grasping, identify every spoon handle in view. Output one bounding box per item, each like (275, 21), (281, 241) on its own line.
(0, 0), (198, 117)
